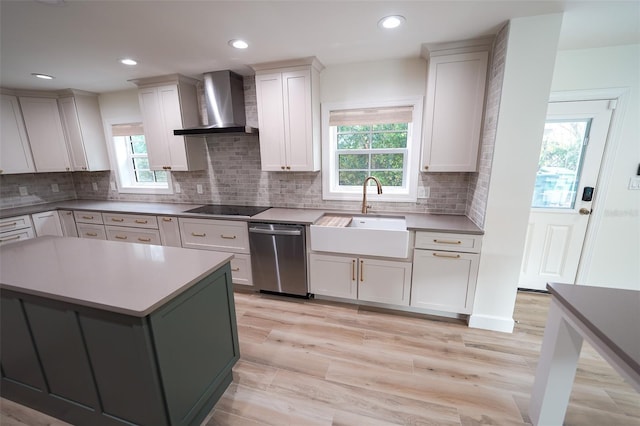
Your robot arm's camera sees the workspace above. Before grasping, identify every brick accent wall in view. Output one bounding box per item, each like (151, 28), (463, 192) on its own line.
(466, 23), (509, 227)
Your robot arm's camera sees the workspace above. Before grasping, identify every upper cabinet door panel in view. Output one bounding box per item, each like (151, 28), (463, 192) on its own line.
(255, 73), (287, 171)
(158, 85), (189, 170)
(58, 97), (88, 170)
(19, 96), (71, 172)
(138, 88), (170, 170)
(282, 70), (313, 170)
(422, 51), (488, 172)
(0, 94), (35, 174)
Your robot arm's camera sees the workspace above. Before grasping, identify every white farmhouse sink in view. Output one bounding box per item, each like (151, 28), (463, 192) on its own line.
(310, 214), (409, 259)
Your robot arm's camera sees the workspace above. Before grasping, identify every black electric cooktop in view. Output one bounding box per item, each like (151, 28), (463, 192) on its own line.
(184, 204), (270, 217)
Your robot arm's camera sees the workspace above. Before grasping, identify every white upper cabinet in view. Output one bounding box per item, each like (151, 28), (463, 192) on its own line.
(133, 75), (205, 171)
(252, 57), (323, 172)
(58, 91), (110, 171)
(18, 96), (71, 172)
(421, 39), (490, 172)
(0, 94), (35, 174)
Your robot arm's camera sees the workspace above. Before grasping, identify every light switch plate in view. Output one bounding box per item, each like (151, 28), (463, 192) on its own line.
(196, 184), (203, 194)
(110, 182), (117, 191)
(92, 182), (98, 191)
(19, 186), (28, 196)
(417, 186), (430, 198)
(629, 177), (640, 190)
(174, 183), (181, 193)
(51, 183), (59, 193)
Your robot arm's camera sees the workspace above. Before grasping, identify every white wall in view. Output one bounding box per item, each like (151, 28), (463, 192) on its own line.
(551, 45), (640, 290)
(320, 58), (427, 103)
(469, 14), (564, 333)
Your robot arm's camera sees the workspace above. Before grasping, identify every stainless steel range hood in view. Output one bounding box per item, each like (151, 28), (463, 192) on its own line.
(174, 70), (257, 135)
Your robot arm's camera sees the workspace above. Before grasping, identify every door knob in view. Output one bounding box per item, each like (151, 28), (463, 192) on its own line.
(579, 208), (591, 215)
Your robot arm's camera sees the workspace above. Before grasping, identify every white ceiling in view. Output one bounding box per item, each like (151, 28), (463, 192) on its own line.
(1, 1), (638, 93)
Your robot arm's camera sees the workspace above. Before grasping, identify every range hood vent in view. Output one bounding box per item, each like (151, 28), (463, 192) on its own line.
(174, 70), (256, 135)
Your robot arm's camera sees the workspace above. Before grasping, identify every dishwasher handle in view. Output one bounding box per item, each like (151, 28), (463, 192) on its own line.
(249, 226), (302, 236)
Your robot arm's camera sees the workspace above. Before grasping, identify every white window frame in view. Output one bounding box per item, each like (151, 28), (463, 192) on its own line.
(105, 120), (173, 195)
(321, 97), (423, 202)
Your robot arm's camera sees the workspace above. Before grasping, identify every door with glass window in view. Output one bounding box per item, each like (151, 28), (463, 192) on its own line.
(519, 100), (613, 290)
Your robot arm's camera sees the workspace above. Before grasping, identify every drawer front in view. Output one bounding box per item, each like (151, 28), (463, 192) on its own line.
(77, 223), (107, 240)
(414, 231), (482, 253)
(74, 210), (104, 224)
(105, 226), (161, 245)
(0, 215), (32, 232)
(102, 213), (158, 229)
(230, 254), (253, 286)
(0, 227), (35, 246)
(179, 218), (249, 254)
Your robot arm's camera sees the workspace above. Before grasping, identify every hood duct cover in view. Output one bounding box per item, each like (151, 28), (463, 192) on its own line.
(174, 70), (256, 135)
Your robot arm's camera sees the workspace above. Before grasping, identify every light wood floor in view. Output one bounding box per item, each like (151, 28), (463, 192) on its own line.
(2, 291), (639, 425)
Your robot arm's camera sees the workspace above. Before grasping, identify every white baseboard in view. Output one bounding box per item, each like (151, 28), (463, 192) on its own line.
(468, 314), (515, 333)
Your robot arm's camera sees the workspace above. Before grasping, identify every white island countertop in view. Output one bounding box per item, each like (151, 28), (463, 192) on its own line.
(0, 236), (233, 317)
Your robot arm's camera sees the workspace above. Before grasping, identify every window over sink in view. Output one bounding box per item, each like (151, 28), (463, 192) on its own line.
(321, 98), (423, 202)
(109, 123), (173, 194)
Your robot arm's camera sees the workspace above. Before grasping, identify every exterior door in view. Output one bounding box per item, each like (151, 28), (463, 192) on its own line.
(519, 100), (613, 290)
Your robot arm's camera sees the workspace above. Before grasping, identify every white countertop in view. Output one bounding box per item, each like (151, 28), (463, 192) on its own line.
(0, 236), (233, 317)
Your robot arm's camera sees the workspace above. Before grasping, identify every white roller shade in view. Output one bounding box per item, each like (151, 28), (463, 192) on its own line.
(111, 123), (144, 137)
(329, 106), (413, 126)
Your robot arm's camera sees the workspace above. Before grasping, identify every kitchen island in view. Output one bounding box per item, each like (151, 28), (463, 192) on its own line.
(0, 236), (239, 426)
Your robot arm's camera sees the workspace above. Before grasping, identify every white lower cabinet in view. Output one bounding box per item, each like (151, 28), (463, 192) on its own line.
(31, 210), (63, 237)
(158, 216), (182, 247)
(58, 210), (78, 237)
(0, 215), (34, 246)
(410, 232), (481, 314)
(76, 223), (107, 240)
(309, 253), (412, 306)
(179, 218), (252, 286)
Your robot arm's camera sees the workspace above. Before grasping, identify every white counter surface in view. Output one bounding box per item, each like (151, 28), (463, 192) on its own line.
(0, 236), (233, 317)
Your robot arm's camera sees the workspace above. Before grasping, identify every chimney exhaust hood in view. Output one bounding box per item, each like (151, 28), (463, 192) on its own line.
(174, 70), (257, 135)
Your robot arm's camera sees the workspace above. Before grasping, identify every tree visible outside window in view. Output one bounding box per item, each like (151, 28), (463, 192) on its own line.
(322, 100), (423, 202)
(110, 123), (172, 194)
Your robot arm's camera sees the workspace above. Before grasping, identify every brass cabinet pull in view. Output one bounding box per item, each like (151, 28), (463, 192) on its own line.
(220, 234), (236, 239)
(424, 165), (429, 170)
(351, 259), (356, 281)
(111, 218), (124, 222)
(433, 252), (461, 259)
(286, 166), (291, 170)
(66, 212), (72, 216)
(231, 267), (240, 272)
(162, 166), (172, 170)
(191, 232), (206, 237)
(281, 166), (285, 170)
(82, 215), (94, 220)
(115, 235), (128, 240)
(162, 217), (173, 222)
(86, 232), (98, 237)
(135, 219), (148, 224)
(0, 222), (17, 228)
(0, 235), (21, 242)
(138, 237), (151, 242)
(360, 260), (364, 282)
(433, 239), (462, 245)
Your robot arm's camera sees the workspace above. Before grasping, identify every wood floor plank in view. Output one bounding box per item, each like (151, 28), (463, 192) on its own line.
(2, 290), (639, 426)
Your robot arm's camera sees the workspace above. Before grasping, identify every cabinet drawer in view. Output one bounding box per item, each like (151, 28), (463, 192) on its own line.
(179, 218), (249, 254)
(102, 213), (158, 229)
(414, 232), (481, 253)
(77, 223), (107, 240)
(230, 254), (253, 286)
(74, 210), (104, 224)
(0, 215), (32, 232)
(105, 226), (161, 245)
(0, 227), (35, 246)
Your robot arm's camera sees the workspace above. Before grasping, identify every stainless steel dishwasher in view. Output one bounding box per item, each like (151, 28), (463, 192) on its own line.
(248, 222), (308, 297)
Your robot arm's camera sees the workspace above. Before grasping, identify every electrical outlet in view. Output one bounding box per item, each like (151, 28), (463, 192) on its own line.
(51, 183), (59, 193)
(92, 182), (98, 191)
(18, 186), (28, 196)
(174, 183), (181, 193)
(417, 186), (430, 199)
(196, 184), (203, 194)
(629, 177), (640, 190)
(110, 182), (117, 191)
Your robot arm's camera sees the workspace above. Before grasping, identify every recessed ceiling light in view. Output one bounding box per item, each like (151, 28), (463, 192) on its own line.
(378, 15), (406, 29)
(121, 58), (138, 66)
(228, 39), (249, 49)
(31, 73), (54, 80)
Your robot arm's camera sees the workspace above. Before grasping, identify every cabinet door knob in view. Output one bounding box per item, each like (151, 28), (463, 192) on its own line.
(424, 165), (429, 170)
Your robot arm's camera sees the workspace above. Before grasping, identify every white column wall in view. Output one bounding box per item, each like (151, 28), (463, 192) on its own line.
(469, 14), (564, 332)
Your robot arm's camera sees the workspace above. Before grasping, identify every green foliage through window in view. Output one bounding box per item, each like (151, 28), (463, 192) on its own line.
(336, 123), (407, 187)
